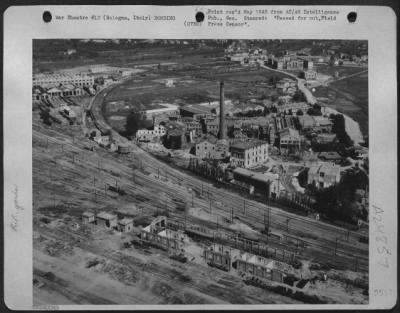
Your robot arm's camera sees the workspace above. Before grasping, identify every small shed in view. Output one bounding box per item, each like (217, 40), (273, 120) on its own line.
(117, 144), (131, 154)
(96, 211), (118, 229)
(118, 218), (134, 232)
(82, 211), (95, 224)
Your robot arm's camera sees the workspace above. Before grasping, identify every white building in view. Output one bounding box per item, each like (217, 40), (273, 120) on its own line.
(33, 73), (94, 88)
(136, 125), (166, 141)
(230, 140), (269, 168)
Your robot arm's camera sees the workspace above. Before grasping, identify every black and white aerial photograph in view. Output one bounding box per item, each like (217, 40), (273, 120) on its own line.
(32, 39), (369, 305)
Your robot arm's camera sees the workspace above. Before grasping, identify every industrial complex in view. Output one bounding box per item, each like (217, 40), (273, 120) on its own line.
(33, 39), (369, 305)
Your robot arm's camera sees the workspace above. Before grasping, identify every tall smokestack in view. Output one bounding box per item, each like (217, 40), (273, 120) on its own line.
(219, 81), (226, 140)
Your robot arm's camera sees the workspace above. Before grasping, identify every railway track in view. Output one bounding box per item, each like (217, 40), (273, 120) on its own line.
(34, 127), (368, 272)
(34, 80), (369, 272)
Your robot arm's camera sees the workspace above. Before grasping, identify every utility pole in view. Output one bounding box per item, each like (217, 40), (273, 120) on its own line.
(335, 238), (338, 256)
(231, 207), (234, 223)
(286, 218), (289, 232)
(264, 211), (267, 232)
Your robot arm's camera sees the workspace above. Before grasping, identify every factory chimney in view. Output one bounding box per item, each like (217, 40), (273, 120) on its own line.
(219, 81), (226, 140)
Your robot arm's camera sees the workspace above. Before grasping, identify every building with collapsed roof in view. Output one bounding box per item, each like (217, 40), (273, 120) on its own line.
(307, 162), (341, 188)
(232, 252), (286, 283)
(204, 244), (232, 271)
(140, 216), (187, 252)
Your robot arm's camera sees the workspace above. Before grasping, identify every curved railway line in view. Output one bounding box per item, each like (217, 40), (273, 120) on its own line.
(42, 77), (369, 273)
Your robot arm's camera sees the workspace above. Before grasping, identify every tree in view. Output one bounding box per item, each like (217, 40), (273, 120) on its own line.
(271, 106), (278, 113)
(125, 111), (147, 137)
(331, 114), (353, 147)
(296, 109), (304, 116)
(307, 104), (322, 116)
(293, 90), (306, 102)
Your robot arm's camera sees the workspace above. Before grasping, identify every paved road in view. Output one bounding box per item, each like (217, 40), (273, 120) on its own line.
(258, 63), (317, 104)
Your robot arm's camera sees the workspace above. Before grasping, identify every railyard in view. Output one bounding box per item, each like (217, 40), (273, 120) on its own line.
(33, 39), (369, 305)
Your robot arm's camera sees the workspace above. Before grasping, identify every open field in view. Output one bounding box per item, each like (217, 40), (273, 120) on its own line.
(102, 67), (288, 133)
(314, 71), (368, 136)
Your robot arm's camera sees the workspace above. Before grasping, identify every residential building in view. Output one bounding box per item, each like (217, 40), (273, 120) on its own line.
(300, 70), (317, 80)
(307, 162), (341, 188)
(276, 78), (297, 95)
(230, 140), (268, 168)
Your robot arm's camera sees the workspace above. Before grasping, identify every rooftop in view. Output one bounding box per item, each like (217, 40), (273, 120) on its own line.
(233, 167), (278, 184)
(96, 211), (117, 220)
(318, 151), (343, 160)
(118, 218), (134, 225)
(180, 104), (213, 115)
(230, 139), (268, 150)
(279, 127), (300, 138)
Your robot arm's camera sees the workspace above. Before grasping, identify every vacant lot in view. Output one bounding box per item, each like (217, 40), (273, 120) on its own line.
(314, 72), (368, 136)
(314, 64), (367, 78)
